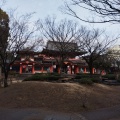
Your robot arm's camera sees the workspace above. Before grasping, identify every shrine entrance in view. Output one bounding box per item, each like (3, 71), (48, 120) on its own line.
(22, 65), (32, 73)
(20, 63), (35, 74)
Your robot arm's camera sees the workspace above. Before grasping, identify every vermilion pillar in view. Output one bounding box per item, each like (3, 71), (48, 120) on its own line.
(58, 67), (60, 74)
(84, 68), (86, 73)
(92, 68), (95, 74)
(50, 66), (53, 73)
(75, 66), (79, 74)
(32, 64), (35, 74)
(69, 66), (72, 74)
(20, 64), (22, 74)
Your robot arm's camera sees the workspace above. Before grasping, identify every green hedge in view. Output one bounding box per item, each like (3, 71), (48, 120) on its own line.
(35, 73), (60, 76)
(74, 78), (93, 85)
(102, 74), (116, 80)
(75, 73), (100, 79)
(75, 73), (89, 79)
(24, 75), (47, 81)
(90, 78), (100, 83)
(117, 79), (120, 83)
(24, 73), (60, 81)
(47, 73), (60, 77)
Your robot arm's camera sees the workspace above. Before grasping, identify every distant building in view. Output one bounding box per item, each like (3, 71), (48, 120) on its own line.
(46, 41), (78, 51)
(10, 50), (88, 74)
(9, 41), (103, 74)
(41, 41), (87, 73)
(9, 41), (89, 74)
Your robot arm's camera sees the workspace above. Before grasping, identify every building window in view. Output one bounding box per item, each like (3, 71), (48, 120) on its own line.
(43, 66), (49, 71)
(34, 65), (41, 70)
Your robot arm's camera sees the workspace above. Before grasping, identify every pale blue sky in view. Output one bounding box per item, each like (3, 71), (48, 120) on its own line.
(2, 0), (69, 20)
(2, 0), (120, 44)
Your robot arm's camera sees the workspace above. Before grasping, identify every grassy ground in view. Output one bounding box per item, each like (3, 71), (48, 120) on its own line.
(0, 81), (120, 113)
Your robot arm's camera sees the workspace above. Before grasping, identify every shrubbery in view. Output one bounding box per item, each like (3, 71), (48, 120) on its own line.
(9, 71), (19, 77)
(117, 79), (120, 83)
(76, 78), (93, 85)
(24, 73), (61, 82)
(75, 73), (100, 83)
(102, 74), (116, 80)
(75, 73), (90, 79)
(24, 72), (101, 84)
(91, 77), (100, 83)
(75, 73), (100, 79)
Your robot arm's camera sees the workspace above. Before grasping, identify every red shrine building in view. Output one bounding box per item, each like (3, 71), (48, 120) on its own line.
(12, 50), (89, 74)
(11, 41), (97, 74)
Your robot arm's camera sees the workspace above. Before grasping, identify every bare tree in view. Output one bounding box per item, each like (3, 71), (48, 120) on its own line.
(107, 47), (120, 72)
(93, 53), (113, 74)
(0, 10), (42, 87)
(39, 17), (83, 73)
(63, 0), (120, 23)
(77, 27), (116, 75)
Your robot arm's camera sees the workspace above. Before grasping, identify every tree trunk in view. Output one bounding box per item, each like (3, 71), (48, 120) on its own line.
(89, 63), (93, 75)
(3, 71), (8, 87)
(59, 58), (64, 74)
(3, 78), (8, 87)
(2, 63), (10, 88)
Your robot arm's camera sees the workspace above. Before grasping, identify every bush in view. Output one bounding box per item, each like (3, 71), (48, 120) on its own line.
(102, 74), (116, 80)
(91, 77), (100, 83)
(117, 79), (120, 83)
(75, 73), (100, 80)
(75, 73), (90, 79)
(9, 71), (18, 77)
(47, 76), (60, 81)
(48, 73), (60, 76)
(24, 74), (48, 81)
(24, 73), (60, 81)
(46, 73), (61, 81)
(75, 78), (93, 85)
(75, 75), (81, 79)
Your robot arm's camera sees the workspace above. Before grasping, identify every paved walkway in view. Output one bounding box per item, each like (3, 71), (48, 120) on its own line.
(0, 105), (120, 120)
(0, 108), (86, 120)
(82, 105), (120, 120)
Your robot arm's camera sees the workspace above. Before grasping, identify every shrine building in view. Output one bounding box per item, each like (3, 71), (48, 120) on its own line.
(10, 41), (97, 74)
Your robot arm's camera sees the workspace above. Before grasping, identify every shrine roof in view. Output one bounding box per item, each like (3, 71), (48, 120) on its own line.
(19, 50), (40, 55)
(41, 49), (86, 57)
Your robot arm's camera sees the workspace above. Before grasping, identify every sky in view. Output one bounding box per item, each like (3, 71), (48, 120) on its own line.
(2, 0), (69, 21)
(1, 0), (120, 45)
